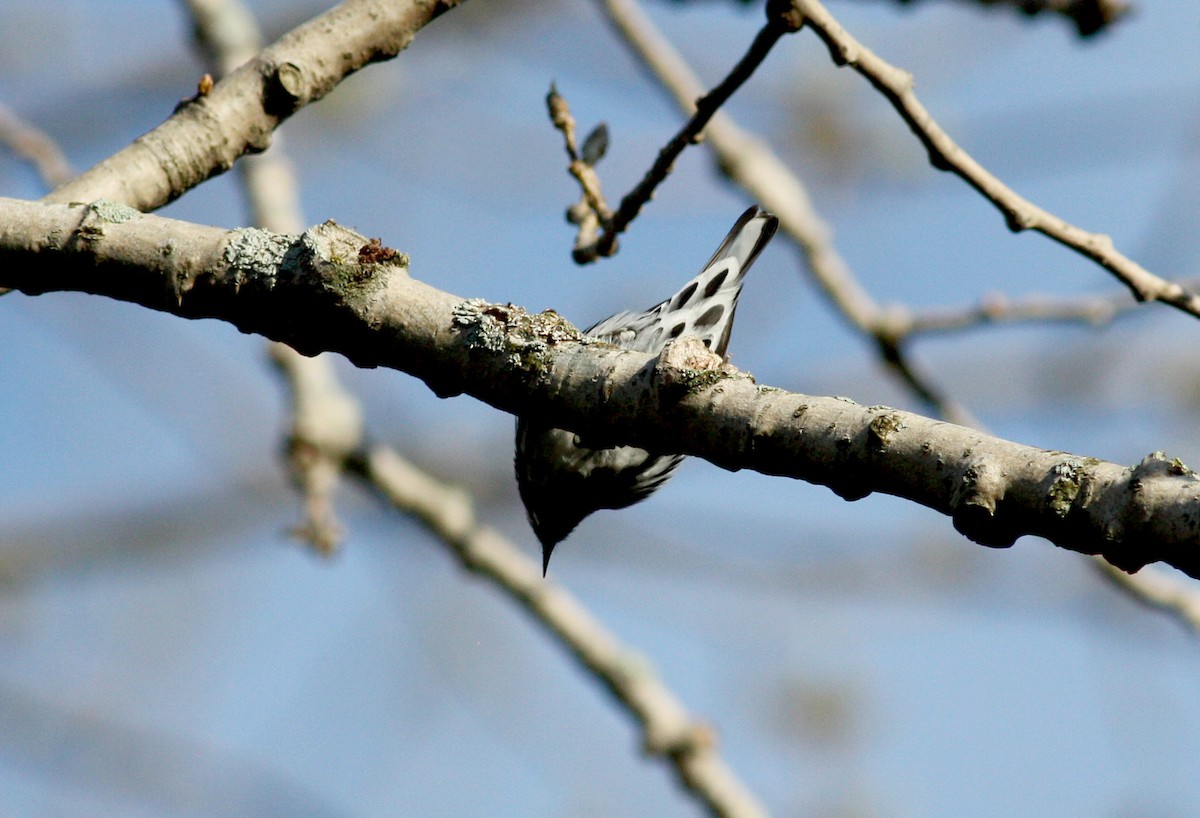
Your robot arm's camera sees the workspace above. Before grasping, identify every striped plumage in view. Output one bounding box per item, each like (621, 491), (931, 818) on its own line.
(515, 206), (779, 573)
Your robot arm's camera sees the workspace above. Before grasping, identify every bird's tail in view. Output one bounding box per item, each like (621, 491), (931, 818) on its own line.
(586, 206), (779, 356)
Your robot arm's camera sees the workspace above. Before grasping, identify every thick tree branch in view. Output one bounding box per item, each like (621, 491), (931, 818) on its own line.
(43, 0), (463, 211)
(2, 196), (1198, 578)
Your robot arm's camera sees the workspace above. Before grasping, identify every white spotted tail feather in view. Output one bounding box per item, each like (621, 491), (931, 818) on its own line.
(515, 206), (779, 574)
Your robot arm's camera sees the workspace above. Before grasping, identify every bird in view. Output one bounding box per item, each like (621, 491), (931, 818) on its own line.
(514, 206), (779, 574)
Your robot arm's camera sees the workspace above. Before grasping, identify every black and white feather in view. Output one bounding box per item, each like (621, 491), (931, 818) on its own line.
(515, 206), (779, 573)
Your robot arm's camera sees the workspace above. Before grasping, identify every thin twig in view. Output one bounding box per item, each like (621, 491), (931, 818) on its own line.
(568, 9), (798, 262)
(899, 287), (1138, 336)
(788, 0), (1200, 321)
(606, 17), (793, 245)
(546, 86), (614, 261)
(183, 0), (339, 551)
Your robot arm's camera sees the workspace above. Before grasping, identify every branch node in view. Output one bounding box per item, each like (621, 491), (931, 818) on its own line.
(951, 463), (1017, 547)
(647, 722), (716, 758)
(1003, 208), (1035, 233)
(653, 337), (740, 400)
(866, 410), (905, 452)
(766, 0), (806, 32)
(1044, 457), (1100, 519)
(265, 61), (306, 115)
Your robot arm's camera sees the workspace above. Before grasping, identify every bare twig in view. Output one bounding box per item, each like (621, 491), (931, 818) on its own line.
(270, 344), (363, 554)
(899, 287), (1137, 336)
(546, 86), (615, 262)
(785, 0), (1200, 321)
(183, 0), (340, 552)
(183, 0), (263, 76)
(902, 277), (1200, 338)
(567, 9), (799, 263)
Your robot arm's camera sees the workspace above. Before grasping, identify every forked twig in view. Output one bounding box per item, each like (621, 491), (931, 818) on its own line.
(555, 8), (799, 263)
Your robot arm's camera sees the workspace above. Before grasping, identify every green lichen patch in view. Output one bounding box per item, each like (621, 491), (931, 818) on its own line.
(867, 410), (905, 449)
(225, 227), (299, 289)
(452, 298), (510, 353)
(670, 367), (726, 393)
(1130, 450), (1196, 485)
(290, 221), (399, 299)
(451, 300), (585, 369)
(88, 200), (139, 224)
(67, 201), (141, 243)
(1170, 457), (1194, 476)
(1045, 457), (1100, 517)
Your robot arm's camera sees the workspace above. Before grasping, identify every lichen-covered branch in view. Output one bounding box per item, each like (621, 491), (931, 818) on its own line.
(2, 196), (1197, 578)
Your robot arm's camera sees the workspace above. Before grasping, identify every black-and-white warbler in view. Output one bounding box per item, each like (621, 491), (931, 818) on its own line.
(515, 206), (779, 573)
